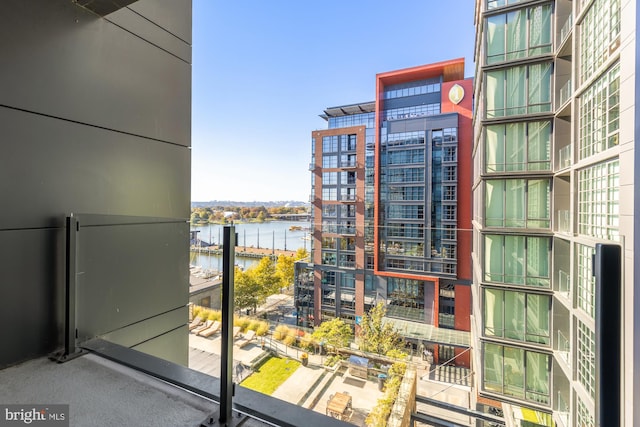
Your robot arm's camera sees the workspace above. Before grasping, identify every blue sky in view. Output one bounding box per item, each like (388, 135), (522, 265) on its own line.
(191, 1), (476, 202)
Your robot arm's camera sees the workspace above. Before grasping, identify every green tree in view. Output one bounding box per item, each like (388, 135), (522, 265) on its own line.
(253, 256), (280, 296)
(275, 254), (295, 289)
(358, 302), (404, 355)
(295, 248), (309, 260)
(311, 318), (353, 354)
(234, 267), (263, 313)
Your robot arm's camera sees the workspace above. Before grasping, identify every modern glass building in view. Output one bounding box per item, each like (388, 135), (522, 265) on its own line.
(300, 59), (474, 366)
(472, 0), (637, 425)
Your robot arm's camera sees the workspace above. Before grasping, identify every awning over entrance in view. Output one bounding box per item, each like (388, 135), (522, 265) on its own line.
(383, 317), (470, 348)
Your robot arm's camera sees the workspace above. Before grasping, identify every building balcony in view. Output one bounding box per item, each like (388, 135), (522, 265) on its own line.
(560, 14), (573, 46)
(557, 270), (570, 298)
(556, 329), (571, 368)
(556, 144), (572, 172)
(558, 79), (572, 108)
(556, 209), (571, 234)
(556, 390), (570, 427)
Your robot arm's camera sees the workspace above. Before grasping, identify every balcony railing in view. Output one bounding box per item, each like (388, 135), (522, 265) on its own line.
(559, 79), (572, 107)
(558, 270), (570, 297)
(557, 144), (572, 170)
(557, 209), (570, 234)
(560, 14), (573, 44)
(557, 329), (571, 368)
(557, 391), (570, 427)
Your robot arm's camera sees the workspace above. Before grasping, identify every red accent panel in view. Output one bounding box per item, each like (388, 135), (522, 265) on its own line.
(454, 284), (471, 332)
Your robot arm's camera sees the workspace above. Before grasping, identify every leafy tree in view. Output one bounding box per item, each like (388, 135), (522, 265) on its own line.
(253, 256), (280, 296)
(275, 254), (295, 289)
(311, 318), (352, 354)
(358, 302), (404, 355)
(295, 248), (309, 260)
(256, 211), (266, 222)
(233, 267), (263, 313)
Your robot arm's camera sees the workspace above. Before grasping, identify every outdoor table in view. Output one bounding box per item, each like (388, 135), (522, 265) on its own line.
(326, 392), (352, 419)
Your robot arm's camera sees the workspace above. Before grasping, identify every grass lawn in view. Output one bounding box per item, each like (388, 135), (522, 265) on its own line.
(240, 356), (301, 395)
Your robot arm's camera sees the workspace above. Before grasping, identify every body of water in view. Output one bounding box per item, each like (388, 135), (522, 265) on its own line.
(190, 220), (310, 271)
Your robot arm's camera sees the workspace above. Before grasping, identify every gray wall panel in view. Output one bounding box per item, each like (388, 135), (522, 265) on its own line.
(129, 0), (192, 44)
(0, 229), (64, 367)
(131, 326), (188, 366)
(0, 108), (190, 230)
(0, 0), (191, 146)
(76, 220), (188, 342)
(107, 6), (191, 62)
(0, 1), (191, 368)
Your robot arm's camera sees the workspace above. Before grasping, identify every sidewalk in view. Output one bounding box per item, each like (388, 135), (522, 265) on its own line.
(271, 363), (325, 404)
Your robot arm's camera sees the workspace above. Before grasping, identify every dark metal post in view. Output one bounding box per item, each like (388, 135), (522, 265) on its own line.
(219, 225), (236, 425)
(65, 215), (78, 357)
(593, 243), (621, 427)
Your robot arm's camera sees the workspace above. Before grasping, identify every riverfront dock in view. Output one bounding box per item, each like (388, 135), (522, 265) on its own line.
(190, 245), (297, 259)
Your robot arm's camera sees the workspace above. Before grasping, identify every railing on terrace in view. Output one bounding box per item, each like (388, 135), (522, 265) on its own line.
(557, 144), (572, 170)
(559, 79), (572, 107)
(557, 329), (571, 368)
(557, 209), (571, 234)
(558, 270), (571, 297)
(560, 14), (573, 44)
(557, 391), (570, 427)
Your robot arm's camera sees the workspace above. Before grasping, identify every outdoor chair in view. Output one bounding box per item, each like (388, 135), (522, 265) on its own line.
(236, 330), (256, 348)
(198, 320), (221, 337)
(188, 316), (203, 331)
(191, 319), (213, 335)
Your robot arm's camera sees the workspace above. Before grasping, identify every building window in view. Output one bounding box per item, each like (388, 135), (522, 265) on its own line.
(484, 235), (551, 287)
(483, 343), (550, 405)
(485, 121), (551, 172)
(322, 155), (337, 168)
(321, 188), (337, 200)
(340, 134), (357, 152)
(387, 223), (424, 239)
(443, 147), (457, 162)
(486, 3), (552, 64)
(386, 278), (427, 322)
(576, 244), (596, 318)
(483, 288), (550, 345)
(322, 136), (338, 153)
(388, 205), (424, 220)
(577, 158), (619, 240)
(322, 251), (336, 266)
(577, 320), (596, 398)
(487, 0), (527, 10)
(486, 62), (552, 118)
(383, 80), (441, 99)
(338, 254), (356, 268)
(321, 237), (337, 249)
(386, 131), (425, 146)
(384, 103), (440, 120)
(443, 205), (457, 221)
(322, 172), (337, 185)
(388, 185), (424, 201)
(485, 179), (550, 228)
(322, 204), (337, 217)
(577, 394), (595, 427)
(579, 0), (621, 83)
(387, 148), (425, 165)
(578, 63), (620, 160)
(385, 167), (424, 183)
(340, 171), (356, 185)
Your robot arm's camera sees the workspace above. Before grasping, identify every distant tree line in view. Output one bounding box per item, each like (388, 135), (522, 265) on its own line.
(190, 205), (308, 224)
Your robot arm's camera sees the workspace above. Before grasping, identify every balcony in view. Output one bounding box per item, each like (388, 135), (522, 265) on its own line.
(560, 14), (573, 45)
(556, 391), (570, 427)
(558, 79), (572, 108)
(556, 330), (571, 368)
(556, 144), (572, 171)
(557, 210), (571, 234)
(558, 270), (570, 298)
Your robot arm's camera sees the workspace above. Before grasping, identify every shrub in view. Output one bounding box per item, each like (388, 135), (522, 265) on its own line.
(207, 310), (221, 322)
(324, 355), (342, 367)
(192, 306), (202, 319)
(255, 322), (270, 336)
(298, 333), (316, 351)
(283, 335), (296, 347)
(236, 316), (251, 331)
(273, 325), (290, 341)
(248, 320), (261, 331)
